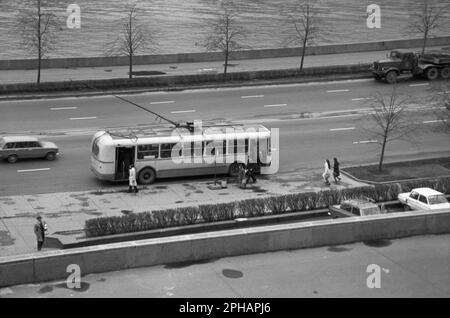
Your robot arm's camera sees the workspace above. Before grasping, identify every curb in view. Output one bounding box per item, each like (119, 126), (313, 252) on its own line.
(341, 169), (450, 185)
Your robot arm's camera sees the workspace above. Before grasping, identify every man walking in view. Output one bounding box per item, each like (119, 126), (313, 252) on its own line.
(333, 157), (341, 183)
(246, 164), (257, 184)
(34, 215), (46, 251)
(128, 164), (138, 193)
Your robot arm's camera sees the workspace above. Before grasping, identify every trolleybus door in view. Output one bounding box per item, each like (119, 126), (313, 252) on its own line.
(115, 146), (135, 181)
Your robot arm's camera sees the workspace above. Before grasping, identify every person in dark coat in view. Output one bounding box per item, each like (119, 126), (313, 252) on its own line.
(34, 215), (46, 251)
(333, 157), (341, 183)
(246, 164), (257, 184)
(238, 164), (246, 189)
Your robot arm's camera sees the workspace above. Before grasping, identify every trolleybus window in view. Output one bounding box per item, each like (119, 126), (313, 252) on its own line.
(160, 143), (177, 159)
(137, 144), (159, 159)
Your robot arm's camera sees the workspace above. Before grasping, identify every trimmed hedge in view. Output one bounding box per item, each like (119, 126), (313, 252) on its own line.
(84, 177), (450, 238)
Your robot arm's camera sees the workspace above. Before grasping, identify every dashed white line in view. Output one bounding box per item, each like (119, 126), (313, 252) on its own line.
(409, 83), (429, 87)
(327, 89), (349, 93)
(423, 119), (447, 124)
(353, 140), (378, 144)
(241, 95), (264, 99)
(69, 117), (97, 120)
(351, 97), (373, 101)
(170, 110), (196, 114)
(330, 127), (355, 131)
(264, 104), (287, 108)
(150, 101), (175, 105)
(50, 107), (78, 110)
(17, 168), (51, 173)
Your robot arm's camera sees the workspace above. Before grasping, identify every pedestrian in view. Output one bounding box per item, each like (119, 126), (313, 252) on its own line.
(322, 159), (331, 185)
(238, 164), (246, 189)
(246, 164), (257, 184)
(128, 164), (138, 193)
(333, 157), (341, 183)
(34, 215), (47, 251)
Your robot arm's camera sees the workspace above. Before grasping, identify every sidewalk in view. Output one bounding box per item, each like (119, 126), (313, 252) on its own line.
(0, 170), (368, 258)
(1, 46), (448, 85)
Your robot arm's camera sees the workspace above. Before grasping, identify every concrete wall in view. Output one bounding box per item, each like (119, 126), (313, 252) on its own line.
(1, 208), (449, 287)
(1, 36), (450, 70)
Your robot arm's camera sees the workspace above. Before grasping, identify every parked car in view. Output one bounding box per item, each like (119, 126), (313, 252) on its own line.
(0, 136), (59, 163)
(398, 187), (450, 210)
(328, 199), (384, 218)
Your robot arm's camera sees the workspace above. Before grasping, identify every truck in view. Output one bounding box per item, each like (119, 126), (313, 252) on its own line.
(371, 49), (450, 84)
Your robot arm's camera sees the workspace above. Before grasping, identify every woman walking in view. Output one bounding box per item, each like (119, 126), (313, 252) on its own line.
(333, 157), (341, 183)
(322, 159), (332, 185)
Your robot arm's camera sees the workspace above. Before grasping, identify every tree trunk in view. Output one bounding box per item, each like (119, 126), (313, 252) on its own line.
(129, 54), (133, 79)
(378, 135), (387, 173)
(37, 52), (41, 87)
(224, 50), (228, 75)
(422, 30), (428, 55)
(37, 0), (41, 88)
(299, 45), (306, 72)
(300, 31), (308, 72)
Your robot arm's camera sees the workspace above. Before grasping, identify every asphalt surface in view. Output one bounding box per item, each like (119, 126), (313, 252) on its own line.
(1, 234), (449, 298)
(0, 78), (449, 196)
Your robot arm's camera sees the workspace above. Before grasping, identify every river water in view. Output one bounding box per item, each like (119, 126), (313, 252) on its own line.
(0, 0), (449, 59)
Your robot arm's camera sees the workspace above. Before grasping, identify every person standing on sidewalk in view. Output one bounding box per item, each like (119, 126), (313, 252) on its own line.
(34, 215), (46, 251)
(128, 164), (138, 193)
(333, 157), (341, 183)
(238, 164), (246, 189)
(322, 159), (332, 185)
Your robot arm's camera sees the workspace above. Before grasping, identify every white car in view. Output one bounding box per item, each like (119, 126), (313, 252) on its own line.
(398, 187), (450, 211)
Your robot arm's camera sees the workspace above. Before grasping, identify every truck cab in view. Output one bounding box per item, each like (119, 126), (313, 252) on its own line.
(371, 50), (417, 83)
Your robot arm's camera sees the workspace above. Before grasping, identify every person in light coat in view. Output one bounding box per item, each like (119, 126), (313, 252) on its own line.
(128, 164), (138, 193)
(322, 159), (331, 185)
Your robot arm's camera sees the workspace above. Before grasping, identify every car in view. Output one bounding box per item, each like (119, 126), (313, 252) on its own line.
(0, 136), (59, 163)
(398, 187), (450, 211)
(328, 199), (384, 218)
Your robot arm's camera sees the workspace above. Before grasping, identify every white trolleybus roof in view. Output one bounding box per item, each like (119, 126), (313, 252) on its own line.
(94, 124), (271, 146)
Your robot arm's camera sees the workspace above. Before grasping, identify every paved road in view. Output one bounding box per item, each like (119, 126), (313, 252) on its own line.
(0, 78), (449, 196)
(1, 234), (449, 298)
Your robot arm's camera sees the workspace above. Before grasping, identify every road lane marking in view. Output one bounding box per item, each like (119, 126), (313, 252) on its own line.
(330, 127), (355, 131)
(170, 110), (196, 114)
(409, 83), (429, 87)
(264, 104), (287, 108)
(423, 119), (447, 124)
(50, 107), (78, 110)
(69, 117), (97, 120)
(241, 95), (264, 99)
(327, 89), (349, 93)
(17, 168), (51, 173)
(353, 140), (378, 144)
(150, 101), (174, 105)
(351, 97), (373, 101)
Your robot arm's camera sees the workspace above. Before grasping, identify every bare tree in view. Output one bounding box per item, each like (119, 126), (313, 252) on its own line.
(409, 0), (449, 54)
(285, 0), (323, 72)
(363, 87), (417, 172)
(17, 0), (59, 87)
(204, 1), (247, 75)
(106, 5), (157, 79)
